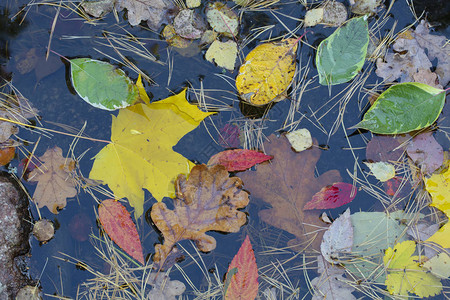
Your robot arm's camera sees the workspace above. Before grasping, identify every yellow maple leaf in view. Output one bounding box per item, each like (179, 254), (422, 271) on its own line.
(235, 38), (298, 106)
(424, 167), (450, 248)
(89, 90), (215, 218)
(383, 241), (442, 297)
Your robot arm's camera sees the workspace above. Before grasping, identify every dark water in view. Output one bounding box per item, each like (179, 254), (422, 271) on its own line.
(0, 0), (449, 298)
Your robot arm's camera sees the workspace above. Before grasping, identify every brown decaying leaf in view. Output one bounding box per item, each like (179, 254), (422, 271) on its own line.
(239, 134), (341, 250)
(0, 146), (15, 166)
(225, 235), (259, 300)
(151, 164), (249, 269)
(28, 146), (77, 214)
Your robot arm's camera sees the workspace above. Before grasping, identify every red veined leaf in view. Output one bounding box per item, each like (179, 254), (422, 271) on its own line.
(208, 149), (272, 172)
(224, 235), (258, 300)
(98, 199), (144, 264)
(304, 182), (356, 210)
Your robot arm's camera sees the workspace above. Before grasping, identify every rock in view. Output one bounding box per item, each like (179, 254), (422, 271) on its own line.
(0, 173), (32, 299)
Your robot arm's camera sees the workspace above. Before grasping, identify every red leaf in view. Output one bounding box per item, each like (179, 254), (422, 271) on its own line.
(208, 149), (272, 172)
(225, 235), (258, 300)
(303, 182), (356, 210)
(98, 199), (144, 264)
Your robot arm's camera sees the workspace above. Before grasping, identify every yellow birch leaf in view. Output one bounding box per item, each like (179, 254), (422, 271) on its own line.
(89, 90), (215, 218)
(383, 241), (442, 297)
(424, 167), (450, 248)
(235, 38), (298, 106)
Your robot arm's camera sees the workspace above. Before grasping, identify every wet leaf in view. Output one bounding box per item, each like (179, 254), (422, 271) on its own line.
(98, 199), (144, 264)
(354, 82), (445, 134)
(304, 182), (356, 210)
(423, 253), (450, 279)
(285, 128), (312, 152)
(206, 2), (238, 36)
(32, 219), (55, 243)
(162, 25), (192, 49)
(70, 58), (140, 110)
(205, 40), (238, 70)
(0, 146), (15, 166)
(224, 235), (259, 300)
(384, 241), (442, 297)
(364, 161), (395, 182)
(28, 147), (77, 214)
(173, 9), (206, 40)
(118, 0), (175, 30)
(406, 132), (443, 174)
(151, 164), (249, 269)
(424, 168), (450, 248)
(218, 123), (240, 148)
(365, 135), (403, 162)
(239, 134), (341, 250)
(207, 149), (272, 172)
(89, 90), (215, 218)
(316, 16), (368, 85)
(321, 208), (353, 263)
(351, 0), (382, 14)
(235, 39), (298, 106)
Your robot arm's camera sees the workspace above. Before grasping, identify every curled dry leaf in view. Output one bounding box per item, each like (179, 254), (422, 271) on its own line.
(98, 199), (144, 264)
(239, 135), (341, 250)
(151, 164), (249, 269)
(28, 147), (77, 214)
(207, 149), (272, 172)
(236, 38), (298, 106)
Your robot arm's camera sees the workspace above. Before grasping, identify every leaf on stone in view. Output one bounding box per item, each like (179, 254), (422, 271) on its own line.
(310, 255), (356, 300)
(423, 253), (450, 279)
(424, 168), (450, 248)
(316, 16), (369, 85)
(365, 134), (403, 162)
(89, 90), (215, 218)
(321, 208), (353, 263)
(98, 199), (144, 264)
(206, 2), (238, 36)
(117, 0), (176, 30)
(285, 128), (312, 152)
(173, 9), (206, 40)
(151, 164), (249, 269)
(304, 182), (356, 210)
(70, 58), (140, 110)
(354, 82), (445, 134)
(224, 235), (259, 300)
(205, 40), (238, 71)
(406, 132), (443, 175)
(384, 241), (442, 297)
(364, 161), (395, 182)
(235, 38), (298, 106)
(208, 149), (272, 172)
(239, 134), (341, 250)
(28, 147), (77, 214)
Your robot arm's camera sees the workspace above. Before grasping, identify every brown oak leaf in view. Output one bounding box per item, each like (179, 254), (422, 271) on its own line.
(28, 146), (77, 214)
(239, 134), (341, 250)
(151, 164), (249, 269)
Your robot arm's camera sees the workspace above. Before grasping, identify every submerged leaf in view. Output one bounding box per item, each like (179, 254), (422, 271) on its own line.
(316, 16), (369, 85)
(89, 90), (215, 218)
(236, 39), (298, 106)
(406, 131), (443, 174)
(151, 164), (249, 269)
(207, 149), (272, 172)
(225, 235), (259, 300)
(98, 199), (144, 264)
(354, 82), (445, 134)
(70, 58), (140, 110)
(321, 208), (353, 263)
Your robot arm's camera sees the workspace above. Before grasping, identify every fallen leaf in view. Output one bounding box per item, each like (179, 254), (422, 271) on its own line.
(68, 212), (92, 242)
(365, 134), (403, 163)
(424, 168), (450, 248)
(383, 176), (411, 198)
(206, 2), (238, 36)
(406, 222), (439, 258)
(423, 253), (450, 279)
(406, 131), (443, 174)
(89, 90), (215, 218)
(32, 219), (55, 243)
(311, 255), (356, 300)
(0, 146), (15, 166)
(82, 0), (115, 18)
(117, 0), (176, 30)
(162, 25), (192, 49)
(384, 241), (442, 297)
(98, 199), (144, 264)
(413, 68), (441, 88)
(321, 208), (353, 263)
(350, 0), (382, 14)
(207, 149), (272, 172)
(322, 1), (347, 26)
(151, 164), (249, 269)
(304, 182), (356, 210)
(285, 128), (312, 152)
(28, 147), (77, 214)
(0, 111), (19, 143)
(147, 271), (186, 298)
(224, 235), (259, 300)
(304, 8), (324, 27)
(218, 123), (240, 148)
(173, 9), (206, 40)
(364, 161), (395, 182)
(235, 38), (298, 106)
(239, 134), (341, 250)
(205, 40), (238, 70)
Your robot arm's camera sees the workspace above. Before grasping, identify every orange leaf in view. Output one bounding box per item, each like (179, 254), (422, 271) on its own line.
(225, 235), (259, 300)
(98, 199), (144, 264)
(0, 146), (15, 166)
